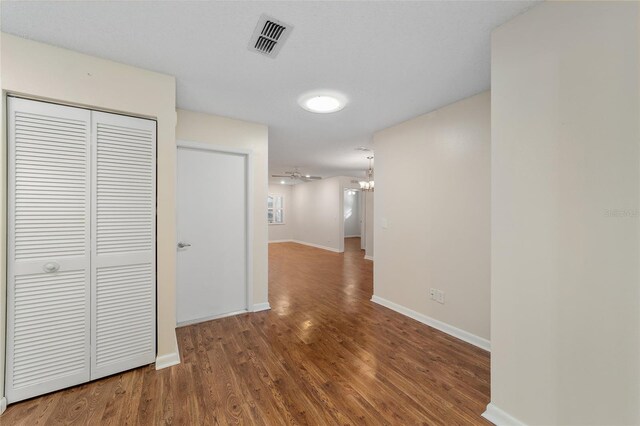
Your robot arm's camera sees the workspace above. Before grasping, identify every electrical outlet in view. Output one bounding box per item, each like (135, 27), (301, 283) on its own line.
(429, 288), (436, 300)
(436, 290), (445, 304)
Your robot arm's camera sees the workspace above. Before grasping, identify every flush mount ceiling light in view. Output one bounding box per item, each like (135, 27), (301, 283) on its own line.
(298, 91), (347, 114)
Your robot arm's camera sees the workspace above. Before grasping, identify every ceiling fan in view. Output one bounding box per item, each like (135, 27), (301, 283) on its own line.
(271, 168), (322, 182)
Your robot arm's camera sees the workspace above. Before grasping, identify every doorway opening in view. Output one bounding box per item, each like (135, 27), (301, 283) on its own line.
(343, 188), (364, 254)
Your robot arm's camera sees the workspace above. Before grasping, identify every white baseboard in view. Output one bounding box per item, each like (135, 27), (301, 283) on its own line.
(177, 309), (248, 327)
(370, 295), (491, 351)
(482, 403), (526, 426)
(156, 331), (180, 370)
(177, 305), (269, 326)
(291, 240), (342, 253)
(155, 351), (180, 370)
(364, 255), (374, 261)
(252, 302), (271, 312)
(0, 397), (7, 414)
(268, 239), (293, 243)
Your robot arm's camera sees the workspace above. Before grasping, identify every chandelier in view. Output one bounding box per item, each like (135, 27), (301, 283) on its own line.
(359, 156), (374, 192)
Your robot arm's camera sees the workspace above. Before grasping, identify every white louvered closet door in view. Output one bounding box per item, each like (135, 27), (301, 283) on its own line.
(7, 98), (92, 403)
(91, 111), (156, 379)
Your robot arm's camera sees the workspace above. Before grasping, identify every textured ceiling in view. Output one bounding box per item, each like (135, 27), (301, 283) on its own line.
(1, 1), (539, 184)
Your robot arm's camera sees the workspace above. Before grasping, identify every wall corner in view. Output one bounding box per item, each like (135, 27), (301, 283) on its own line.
(155, 331), (180, 370)
(482, 403), (527, 426)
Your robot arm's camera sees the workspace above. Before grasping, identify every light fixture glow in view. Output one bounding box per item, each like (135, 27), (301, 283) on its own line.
(305, 96), (339, 112)
(305, 175), (310, 178)
(280, 180), (286, 184)
(298, 91), (347, 114)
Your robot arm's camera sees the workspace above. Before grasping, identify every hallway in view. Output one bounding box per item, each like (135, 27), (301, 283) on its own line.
(1, 238), (490, 425)
(266, 238), (491, 424)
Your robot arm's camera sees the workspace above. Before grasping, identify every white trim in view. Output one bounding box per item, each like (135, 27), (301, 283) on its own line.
(0, 397), (7, 415)
(252, 302), (271, 312)
(155, 351), (181, 370)
(345, 235), (361, 238)
(245, 150), (254, 312)
(156, 332), (180, 370)
(177, 309), (248, 327)
(176, 139), (254, 313)
(177, 139), (252, 156)
(482, 403), (527, 426)
(364, 255), (374, 261)
(370, 295), (491, 351)
(269, 239), (294, 243)
(291, 240), (342, 253)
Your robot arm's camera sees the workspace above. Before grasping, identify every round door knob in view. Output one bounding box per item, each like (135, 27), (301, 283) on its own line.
(43, 262), (60, 273)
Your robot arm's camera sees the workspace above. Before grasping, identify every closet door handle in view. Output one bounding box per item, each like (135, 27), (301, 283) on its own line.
(43, 262), (60, 273)
(177, 242), (191, 249)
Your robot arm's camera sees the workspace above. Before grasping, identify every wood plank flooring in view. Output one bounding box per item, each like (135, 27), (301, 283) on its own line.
(1, 237), (490, 425)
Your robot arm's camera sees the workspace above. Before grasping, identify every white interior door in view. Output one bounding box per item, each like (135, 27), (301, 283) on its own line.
(7, 97), (91, 403)
(91, 111), (156, 380)
(176, 146), (248, 325)
(6, 98), (157, 402)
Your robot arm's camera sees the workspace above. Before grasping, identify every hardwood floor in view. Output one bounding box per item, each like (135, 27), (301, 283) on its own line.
(1, 237), (490, 425)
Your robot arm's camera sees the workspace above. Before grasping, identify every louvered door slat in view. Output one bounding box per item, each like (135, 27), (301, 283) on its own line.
(91, 112), (156, 380)
(7, 97), (91, 403)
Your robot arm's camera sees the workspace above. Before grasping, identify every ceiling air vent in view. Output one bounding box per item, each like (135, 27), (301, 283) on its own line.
(248, 14), (293, 58)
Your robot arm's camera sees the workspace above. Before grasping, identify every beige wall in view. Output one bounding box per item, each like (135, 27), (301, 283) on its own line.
(490, 2), (640, 424)
(373, 91), (491, 342)
(176, 109), (269, 307)
(0, 33), (180, 396)
(268, 184), (293, 242)
(291, 176), (360, 252)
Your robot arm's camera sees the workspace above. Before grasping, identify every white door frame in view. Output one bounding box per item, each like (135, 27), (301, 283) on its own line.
(175, 140), (254, 322)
